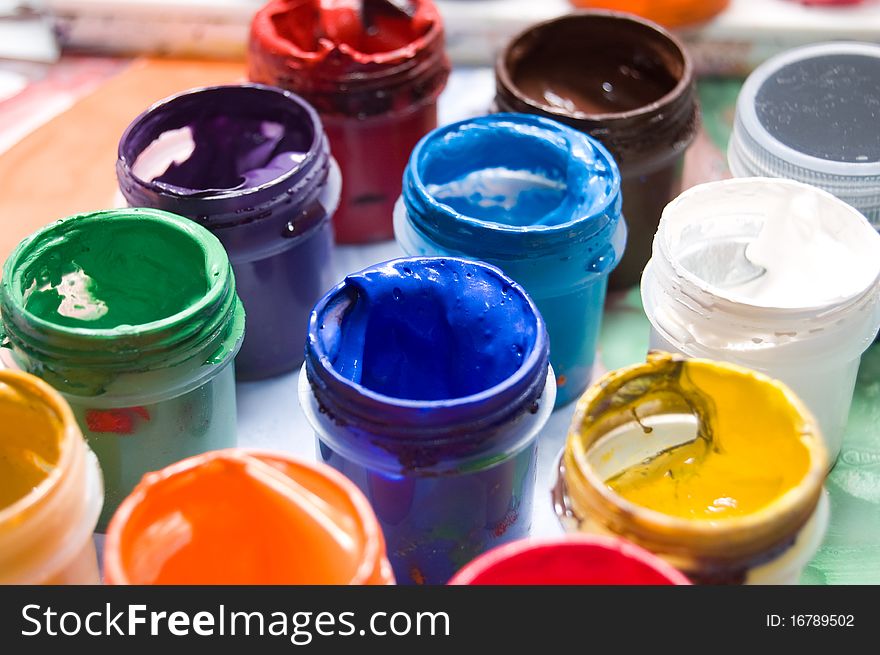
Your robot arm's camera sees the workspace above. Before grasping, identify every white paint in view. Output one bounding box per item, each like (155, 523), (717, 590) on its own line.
(641, 178), (880, 464)
(426, 168), (566, 213)
(664, 178), (880, 309)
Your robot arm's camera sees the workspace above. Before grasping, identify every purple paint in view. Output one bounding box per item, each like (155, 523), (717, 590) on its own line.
(117, 84), (338, 380)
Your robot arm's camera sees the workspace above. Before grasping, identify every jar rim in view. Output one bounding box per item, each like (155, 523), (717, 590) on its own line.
(732, 42), (880, 180)
(0, 209), (245, 386)
(447, 534), (691, 585)
(117, 83), (328, 208)
(104, 449), (390, 585)
(3, 209), (232, 340)
(402, 113), (623, 259)
(306, 256), (550, 421)
(0, 369), (81, 526)
(496, 11), (695, 126)
(249, 0), (445, 76)
(562, 354), (828, 564)
(655, 177), (880, 316)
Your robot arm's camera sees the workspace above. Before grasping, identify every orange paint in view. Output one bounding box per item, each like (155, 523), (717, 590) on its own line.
(104, 449), (394, 585)
(569, 0), (729, 27)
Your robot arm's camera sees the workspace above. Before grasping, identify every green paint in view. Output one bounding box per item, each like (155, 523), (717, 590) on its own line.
(1, 208), (244, 397)
(22, 219), (208, 329)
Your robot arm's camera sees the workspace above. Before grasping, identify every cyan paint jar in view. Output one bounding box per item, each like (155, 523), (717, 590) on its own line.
(300, 257), (554, 585)
(394, 113), (625, 406)
(117, 84), (338, 380)
(0, 208), (245, 528)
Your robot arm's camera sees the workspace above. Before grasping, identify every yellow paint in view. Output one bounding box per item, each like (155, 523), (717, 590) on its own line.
(0, 373), (63, 510)
(591, 354), (811, 520)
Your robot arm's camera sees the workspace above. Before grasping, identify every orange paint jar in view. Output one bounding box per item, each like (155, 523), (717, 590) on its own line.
(104, 449), (393, 584)
(569, 1), (729, 27)
(0, 370), (103, 584)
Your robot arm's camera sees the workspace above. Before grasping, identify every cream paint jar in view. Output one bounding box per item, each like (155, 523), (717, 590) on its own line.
(555, 353), (829, 584)
(0, 370), (103, 584)
(641, 178), (880, 463)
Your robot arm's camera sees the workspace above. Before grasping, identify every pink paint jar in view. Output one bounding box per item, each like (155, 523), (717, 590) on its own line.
(248, 0), (449, 243)
(448, 535), (690, 585)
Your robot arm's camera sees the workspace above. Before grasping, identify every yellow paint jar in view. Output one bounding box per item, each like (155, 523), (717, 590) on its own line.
(555, 352), (828, 584)
(0, 370), (103, 584)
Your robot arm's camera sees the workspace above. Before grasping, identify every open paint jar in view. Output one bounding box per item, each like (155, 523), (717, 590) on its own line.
(301, 257), (554, 584)
(117, 84), (338, 381)
(555, 353), (829, 584)
(0, 208), (245, 528)
(104, 449), (393, 584)
(495, 11), (698, 289)
(0, 370), (103, 584)
(448, 535), (690, 585)
(641, 178), (880, 463)
(394, 114), (625, 406)
(729, 42), (880, 228)
(249, 0), (449, 243)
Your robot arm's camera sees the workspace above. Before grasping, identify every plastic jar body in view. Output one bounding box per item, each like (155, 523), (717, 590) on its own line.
(117, 84), (338, 381)
(555, 353), (829, 584)
(0, 209), (245, 528)
(301, 257), (554, 584)
(641, 178), (880, 463)
(248, 0), (450, 244)
(105, 449), (393, 584)
(728, 42), (880, 228)
(495, 11), (698, 289)
(0, 370), (103, 584)
(448, 535), (691, 585)
(394, 114), (625, 406)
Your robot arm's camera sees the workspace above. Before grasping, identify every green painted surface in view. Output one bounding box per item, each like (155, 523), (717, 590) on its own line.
(21, 218), (207, 329)
(598, 78), (880, 584)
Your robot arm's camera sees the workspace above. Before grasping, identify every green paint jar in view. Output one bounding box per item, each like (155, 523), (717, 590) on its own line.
(0, 208), (245, 529)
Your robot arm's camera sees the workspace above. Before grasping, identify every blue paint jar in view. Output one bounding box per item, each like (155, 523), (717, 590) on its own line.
(117, 84), (339, 381)
(299, 257), (554, 585)
(394, 113), (625, 406)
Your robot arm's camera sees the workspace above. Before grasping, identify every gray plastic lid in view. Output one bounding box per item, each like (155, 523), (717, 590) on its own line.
(728, 42), (880, 228)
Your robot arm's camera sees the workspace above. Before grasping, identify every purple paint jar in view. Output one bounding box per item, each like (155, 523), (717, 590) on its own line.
(299, 257), (555, 585)
(117, 84), (339, 380)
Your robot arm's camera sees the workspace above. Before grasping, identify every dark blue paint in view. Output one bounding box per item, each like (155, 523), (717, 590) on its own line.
(304, 257), (551, 584)
(328, 259), (536, 400)
(117, 84), (337, 380)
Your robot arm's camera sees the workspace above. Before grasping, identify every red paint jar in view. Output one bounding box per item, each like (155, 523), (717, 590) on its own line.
(448, 535), (691, 585)
(249, 0), (449, 243)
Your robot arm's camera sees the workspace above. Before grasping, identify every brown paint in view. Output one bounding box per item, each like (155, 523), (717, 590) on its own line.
(496, 11), (699, 289)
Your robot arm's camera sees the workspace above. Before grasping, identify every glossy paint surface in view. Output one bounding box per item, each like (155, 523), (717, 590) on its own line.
(105, 450), (393, 584)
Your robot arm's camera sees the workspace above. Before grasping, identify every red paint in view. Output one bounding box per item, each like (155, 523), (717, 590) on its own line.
(492, 508), (518, 538)
(448, 535), (691, 585)
(85, 407), (150, 434)
(248, 0), (449, 244)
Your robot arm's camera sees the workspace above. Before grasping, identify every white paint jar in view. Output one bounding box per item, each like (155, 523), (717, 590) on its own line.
(641, 178), (880, 463)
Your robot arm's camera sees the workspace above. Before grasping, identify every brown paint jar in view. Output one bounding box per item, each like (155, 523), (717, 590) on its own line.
(495, 11), (699, 289)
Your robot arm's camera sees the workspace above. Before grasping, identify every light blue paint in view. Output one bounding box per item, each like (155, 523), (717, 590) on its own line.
(395, 113), (626, 405)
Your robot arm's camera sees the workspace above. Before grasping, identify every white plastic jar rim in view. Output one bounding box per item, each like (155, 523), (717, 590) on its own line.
(643, 178), (880, 363)
(729, 42), (880, 222)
